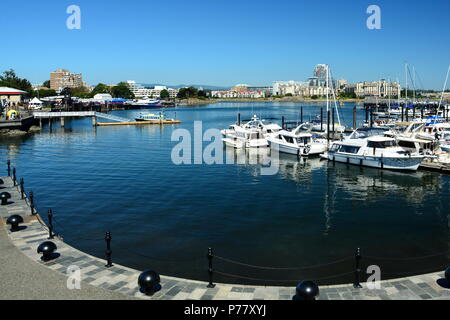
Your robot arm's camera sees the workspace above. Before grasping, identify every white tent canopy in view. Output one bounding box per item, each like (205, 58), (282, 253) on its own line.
(29, 97), (43, 105)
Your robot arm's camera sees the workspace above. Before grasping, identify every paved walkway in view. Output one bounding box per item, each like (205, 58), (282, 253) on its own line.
(1, 175), (449, 300)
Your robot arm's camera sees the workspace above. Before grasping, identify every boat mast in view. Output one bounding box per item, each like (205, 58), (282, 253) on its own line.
(328, 67), (341, 126)
(436, 65), (450, 123)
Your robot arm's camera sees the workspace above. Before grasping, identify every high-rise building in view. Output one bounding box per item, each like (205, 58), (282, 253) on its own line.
(50, 69), (83, 92)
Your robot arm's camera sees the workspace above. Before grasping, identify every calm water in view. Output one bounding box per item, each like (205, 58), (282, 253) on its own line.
(1, 102), (449, 285)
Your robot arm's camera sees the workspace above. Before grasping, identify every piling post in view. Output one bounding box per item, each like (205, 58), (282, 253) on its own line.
(47, 209), (54, 239)
(105, 232), (113, 268)
(300, 107), (303, 123)
(20, 178), (24, 199)
(327, 110), (330, 143)
(320, 108), (323, 131)
(207, 247), (215, 288)
(365, 106), (369, 124)
(353, 106), (357, 129)
(401, 105), (404, 122)
(237, 113), (241, 126)
(421, 108), (424, 120)
(12, 168), (16, 186)
(92, 116), (97, 127)
(7, 160), (10, 177)
(370, 107), (373, 128)
(405, 108), (409, 122)
(60, 117), (65, 127)
(29, 191), (35, 215)
(281, 116), (285, 130)
(353, 248), (362, 288)
(332, 109), (335, 134)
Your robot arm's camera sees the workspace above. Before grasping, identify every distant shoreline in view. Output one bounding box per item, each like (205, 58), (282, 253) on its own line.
(175, 97), (364, 106)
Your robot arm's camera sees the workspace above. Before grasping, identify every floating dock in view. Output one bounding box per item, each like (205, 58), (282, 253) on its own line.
(96, 120), (181, 126)
(419, 162), (450, 173)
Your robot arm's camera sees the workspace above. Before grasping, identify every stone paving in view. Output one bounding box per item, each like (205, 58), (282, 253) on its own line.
(1, 175), (450, 300)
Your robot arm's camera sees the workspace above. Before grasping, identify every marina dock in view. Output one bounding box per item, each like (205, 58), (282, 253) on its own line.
(96, 120), (181, 126)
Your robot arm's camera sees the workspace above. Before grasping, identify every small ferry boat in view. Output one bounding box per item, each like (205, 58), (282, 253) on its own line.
(135, 112), (175, 122)
(266, 126), (327, 156)
(323, 127), (425, 171)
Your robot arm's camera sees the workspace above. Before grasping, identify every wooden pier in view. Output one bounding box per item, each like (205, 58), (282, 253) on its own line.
(96, 120), (181, 126)
(419, 162), (450, 173)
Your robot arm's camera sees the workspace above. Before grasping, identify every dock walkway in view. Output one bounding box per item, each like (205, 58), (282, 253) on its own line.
(0, 176), (449, 300)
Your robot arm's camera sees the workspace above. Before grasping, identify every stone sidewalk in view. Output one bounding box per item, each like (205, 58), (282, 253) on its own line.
(1, 175), (450, 300)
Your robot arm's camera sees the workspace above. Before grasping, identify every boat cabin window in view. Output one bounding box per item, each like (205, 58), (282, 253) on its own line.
(367, 140), (397, 148)
(284, 136), (295, 144)
(338, 145), (360, 154)
(398, 141), (416, 149)
(296, 137), (310, 144)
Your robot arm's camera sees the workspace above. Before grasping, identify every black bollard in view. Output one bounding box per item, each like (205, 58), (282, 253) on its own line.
(1, 192), (11, 206)
(105, 231), (113, 268)
(7, 215), (24, 232)
(37, 241), (58, 262)
(354, 248), (362, 288)
(12, 168), (16, 186)
(207, 247), (215, 288)
(445, 267), (450, 284)
(20, 178), (24, 199)
(293, 280), (319, 300)
(29, 191), (35, 215)
(138, 270), (161, 295)
(47, 209), (54, 239)
(7, 160), (10, 177)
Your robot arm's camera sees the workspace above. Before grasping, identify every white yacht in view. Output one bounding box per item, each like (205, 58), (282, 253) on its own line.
(221, 115), (282, 149)
(266, 126), (327, 156)
(323, 127), (425, 171)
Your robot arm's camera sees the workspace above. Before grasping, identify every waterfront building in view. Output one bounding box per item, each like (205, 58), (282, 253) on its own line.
(126, 81), (178, 99)
(50, 69), (84, 92)
(211, 90), (265, 98)
(354, 80), (400, 97)
(0, 87), (27, 105)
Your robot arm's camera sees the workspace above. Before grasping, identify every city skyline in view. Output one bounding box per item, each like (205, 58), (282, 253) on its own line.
(1, 0), (449, 89)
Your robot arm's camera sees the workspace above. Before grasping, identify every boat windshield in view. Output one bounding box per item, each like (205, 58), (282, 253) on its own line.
(367, 140), (397, 148)
(350, 128), (386, 139)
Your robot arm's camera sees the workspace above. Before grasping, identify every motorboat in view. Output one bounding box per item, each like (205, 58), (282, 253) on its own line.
(127, 98), (162, 108)
(323, 127), (425, 171)
(266, 125), (327, 156)
(221, 115), (282, 149)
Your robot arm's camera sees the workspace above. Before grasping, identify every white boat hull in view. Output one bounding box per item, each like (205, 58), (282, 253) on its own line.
(269, 140), (326, 156)
(326, 153), (424, 171)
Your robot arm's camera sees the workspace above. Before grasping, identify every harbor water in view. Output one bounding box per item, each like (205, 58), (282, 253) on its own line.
(1, 102), (449, 285)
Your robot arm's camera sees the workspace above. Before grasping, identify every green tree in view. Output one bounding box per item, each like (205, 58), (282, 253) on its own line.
(159, 89), (170, 100)
(32, 88), (57, 98)
(177, 86), (199, 99)
(0, 69), (32, 94)
(42, 80), (51, 88)
(92, 83), (111, 95)
(111, 82), (134, 99)
(72, 86), (92, 98)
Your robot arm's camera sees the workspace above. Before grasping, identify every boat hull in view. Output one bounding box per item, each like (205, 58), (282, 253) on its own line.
(326, 153), (424, 171)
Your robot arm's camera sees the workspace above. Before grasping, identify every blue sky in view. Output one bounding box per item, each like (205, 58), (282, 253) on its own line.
(1, 0), (449, 89)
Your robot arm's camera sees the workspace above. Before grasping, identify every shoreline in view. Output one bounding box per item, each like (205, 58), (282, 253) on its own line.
(175, 97), (365, 106)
